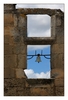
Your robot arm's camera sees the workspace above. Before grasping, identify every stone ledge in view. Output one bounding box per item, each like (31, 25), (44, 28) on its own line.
(24, 37), (55, 45)
(26, 79), (54, 87)
(16, 8), (64, 16)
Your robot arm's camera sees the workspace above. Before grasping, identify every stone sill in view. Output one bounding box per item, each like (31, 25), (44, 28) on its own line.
(26, 78), (54, 87)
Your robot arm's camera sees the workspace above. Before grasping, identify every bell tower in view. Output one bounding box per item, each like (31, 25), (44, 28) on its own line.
(4, 4), (64, 96)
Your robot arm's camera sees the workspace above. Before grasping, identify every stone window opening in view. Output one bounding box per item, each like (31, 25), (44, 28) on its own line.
(24, 13), (56, 79)
(24, 45), (51, 79)
(27, 14), (51, 37)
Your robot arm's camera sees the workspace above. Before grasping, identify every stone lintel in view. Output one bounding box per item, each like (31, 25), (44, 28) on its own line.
(16, 8), (64, 16)
(24, 37), (55, 45)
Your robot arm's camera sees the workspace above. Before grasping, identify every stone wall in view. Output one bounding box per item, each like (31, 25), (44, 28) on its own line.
(4, 4), (64, 96)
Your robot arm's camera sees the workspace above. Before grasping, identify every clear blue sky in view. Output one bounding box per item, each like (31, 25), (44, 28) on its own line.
(27, 45), (51, 73)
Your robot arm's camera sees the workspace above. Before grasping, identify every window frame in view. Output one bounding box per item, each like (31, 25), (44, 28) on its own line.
(17, 8), (57, 79)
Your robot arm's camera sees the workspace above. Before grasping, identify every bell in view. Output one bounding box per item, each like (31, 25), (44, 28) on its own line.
(35, 54), (41, 63)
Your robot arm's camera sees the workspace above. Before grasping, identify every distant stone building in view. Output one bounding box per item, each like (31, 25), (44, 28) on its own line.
(4, 4), (64, 96)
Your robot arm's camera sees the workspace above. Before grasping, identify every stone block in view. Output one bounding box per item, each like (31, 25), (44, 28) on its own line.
(4, 68), (15, 78)
(16, 87), (25, 96)
(55, 34), (64, 44)
(15, 69), (27, 78)
(12, 28), (19, 37)
(30, 87), (54, 96)
(56, 16), (62, 26)
(55, 86), (64, 96)
(54, 78), (64, 86)
(4, 35), (9, 44)
(13, 44), (26, 54)
(4, 35), (15, 45)
(51, 53), (64, 69)
(14, 14), (18, 27)
(54, 27), (64, 44)
(4, 44), (13, 54)
(20, 36), (25, 44)
(9, 36), (15, 45)
(4, 14), (14, 27)
(18, 54), (26, 69)
(18, 27), (27, 37)
(4, 35), (24, 45)
(4, 78), (26, 87)
(51, 68), (64, 78)
(4, 26), (14, 36)
(4, 87), (16, 96)
(4, 55), (17, 68)
(51, 44), (64, 53)
(18, 14), (27, 28)
(30, 87), (47, 96)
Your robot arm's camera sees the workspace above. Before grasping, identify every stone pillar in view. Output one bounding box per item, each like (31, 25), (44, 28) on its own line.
(4, 4), (16, 78)
(51, 11), (64, 96)
(4, 4), (27, 79)
(14, 13), (27, 78)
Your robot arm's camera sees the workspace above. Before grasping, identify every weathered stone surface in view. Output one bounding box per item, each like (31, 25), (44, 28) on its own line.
(4, 35), (15, 45)
(26, 79), (54, 87)
(4, 14), (14, 27)
(15, 68), (27, 78)
(16, 87), (25, 96)
(51, 68), (64, 78)
(18, 14), (26, 28)
(4, 4), (16, 10)
(4, 44), (13, 54)
(4, 68), (15, 78)
(4, 55), (17, 68)
(4, 78), (26, 87)
(30, 87), (48, 96)
(4, 87), (16, 96)
(4, 35), (10, 44)
(4, 35), (25, 45)
(4, 78), (55, 96)
(24, 37), (55, 45)
(18, 54), (26, 69)
(16, 8), (63, 16)
(56, 15), (62, 26)
(4, 26), (14, 36)
(51, 53), (64, 69)
(55, 34), (64, 44)
(14, 14), (18, 27)
(54, 78), (64, 86)
(51, 44), (64, 53)
(30, 87), (54, 96)
(55, 86), (64, 96)
(13, 44), (26, 54)
(51, 15), (56, 37)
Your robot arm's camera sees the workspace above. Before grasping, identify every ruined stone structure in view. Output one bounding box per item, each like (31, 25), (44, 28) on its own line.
(4, 4), (64, 96)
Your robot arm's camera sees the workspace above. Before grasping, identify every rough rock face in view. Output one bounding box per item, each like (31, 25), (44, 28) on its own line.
(4, 4), (64, 96)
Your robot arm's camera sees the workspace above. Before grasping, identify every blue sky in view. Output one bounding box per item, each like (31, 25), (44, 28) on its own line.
(27, 45), (50, 74)
(16, 4), (64, 78)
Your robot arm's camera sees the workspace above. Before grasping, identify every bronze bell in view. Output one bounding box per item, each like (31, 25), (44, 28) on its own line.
(35, 54), (41, 63)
